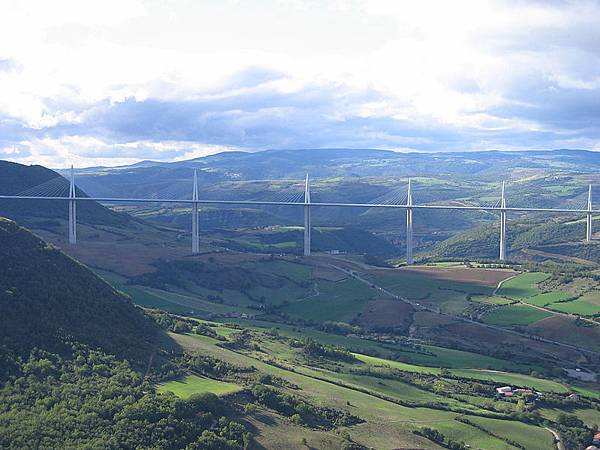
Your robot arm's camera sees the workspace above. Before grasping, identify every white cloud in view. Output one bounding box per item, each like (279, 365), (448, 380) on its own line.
(0, 0), (599, 166)
(1, 136), (236, 168)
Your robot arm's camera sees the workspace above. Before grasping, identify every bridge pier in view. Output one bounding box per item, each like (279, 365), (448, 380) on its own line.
(406, 178), (413, 265)
(499, 181), (506, 261)
(68, 166), (77, 244)
(587, 184), (593, 242)
(303, 174), (311, 256)
(192, 170), (200, 254)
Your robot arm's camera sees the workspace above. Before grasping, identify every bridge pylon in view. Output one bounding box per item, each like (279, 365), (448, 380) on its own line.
(303, 173), (311, 256)
(587, 184), (593, 242)
(406, 178), (413, 265)
(68, 165), (77, 244)
(192, 169), (200, 254)
(499, 181), (506, 261)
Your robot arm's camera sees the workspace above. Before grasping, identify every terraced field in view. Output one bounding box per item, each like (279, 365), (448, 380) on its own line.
(164, 320), (595, 450)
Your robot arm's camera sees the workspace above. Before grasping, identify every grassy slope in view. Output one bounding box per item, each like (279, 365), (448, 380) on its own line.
(229, 318), (531, 371)
(497, 272), (550, 299)
(172, 331), (557, 450)
(354, 354), (568, 393)
(157, 374), (241, 398)
(282, 278), (381, 322)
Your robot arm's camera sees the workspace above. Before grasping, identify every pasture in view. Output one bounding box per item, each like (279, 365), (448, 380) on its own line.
(524, 291), (571, 307)
(172, 330), (563, 450)
(496, 272), (550, 299)
(282, 278), (381, 322)
(157, 375), (242, 399)
(549, 290), (600, 316)
(353, 353), (569, 392)
(367, 266), (507, 314)
(481, 304), (552, 326)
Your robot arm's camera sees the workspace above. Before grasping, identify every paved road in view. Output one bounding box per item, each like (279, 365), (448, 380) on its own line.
(327, 263), (600, 357)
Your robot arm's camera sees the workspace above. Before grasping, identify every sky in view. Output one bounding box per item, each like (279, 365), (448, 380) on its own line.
(1, 0), (600, 167)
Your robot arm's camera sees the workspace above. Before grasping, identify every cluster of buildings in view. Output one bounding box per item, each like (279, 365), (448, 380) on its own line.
(495, 386), (534, 397)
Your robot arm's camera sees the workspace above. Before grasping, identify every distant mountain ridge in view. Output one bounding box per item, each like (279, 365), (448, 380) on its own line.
(68, 148), (600, 195)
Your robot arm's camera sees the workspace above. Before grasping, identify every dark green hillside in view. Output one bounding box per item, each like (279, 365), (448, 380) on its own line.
(0, 218), (157, 364)
(132, 259), (288, 292)
(426, 223), (501, 260)
(0, 161), (133, 228)
(426, 216), (595, 262)
(0, 218), (253, 450)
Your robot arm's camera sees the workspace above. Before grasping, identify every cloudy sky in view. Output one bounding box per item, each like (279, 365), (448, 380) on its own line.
(1, 0), (599, 167)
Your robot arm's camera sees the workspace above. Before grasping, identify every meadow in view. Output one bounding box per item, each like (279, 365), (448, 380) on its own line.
(157, 374), (242, 398)
(282, 278), (381, 322)
(482, 304), (553, 326)
(162, 320), (593, 450)
(496, 272), (550, 299)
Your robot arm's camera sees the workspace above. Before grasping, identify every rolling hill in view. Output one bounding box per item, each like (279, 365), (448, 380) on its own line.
(0, 160), (135, 230)
(0, 217), (158, 366)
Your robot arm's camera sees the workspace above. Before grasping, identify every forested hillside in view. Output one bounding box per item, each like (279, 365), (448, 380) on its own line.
(0, 218), (253, 449)
(0, 217), (157, 366)
(0, 161), (133, 229)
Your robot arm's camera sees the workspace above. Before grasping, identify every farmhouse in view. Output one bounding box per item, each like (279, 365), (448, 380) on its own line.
(513, 389), (533, 396)
(496, 386), (513, 395)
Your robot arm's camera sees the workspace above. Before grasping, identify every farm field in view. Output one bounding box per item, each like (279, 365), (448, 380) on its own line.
(364, 265), (512, 315)
(481, 304), (553, 326)
(170, 325), (563, 450)
(470, 295), (513, 305)
(173, 335), (448, 449)
(524, 291), (572, 307)
(229, 317), (532, 371)
(282, 277), (382, 322)
(529, 315), (600, 353)
(549, 291), (600, 316)
(157, 374), (242, 398)
(96, 271), (258, 316)
(465, 416), (556, 449)
(353, 353), (569, 392)
(496, 272), (550, 299)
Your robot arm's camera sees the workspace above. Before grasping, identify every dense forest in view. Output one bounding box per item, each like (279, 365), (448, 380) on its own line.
(0, 218), (252, 449)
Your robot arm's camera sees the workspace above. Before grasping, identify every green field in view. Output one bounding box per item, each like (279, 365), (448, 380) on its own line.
(466, 416), (555, 449)
(550, 298), (600, 315)
(171, 328), (570, 450)
(471, 295), (513, 305)
(353, 353), (568, 392)
(542, 290), (600, 316)
(496, 272), (550, 299)
(157, 374), (241, 399)
(482, 304), (553, 326)
(282, 278), (380, 322)
(228, 317), (541, 372)
(524, 291), (571, 307)
(370, 270), (495, 315)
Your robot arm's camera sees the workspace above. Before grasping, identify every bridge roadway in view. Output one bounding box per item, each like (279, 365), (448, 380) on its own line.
(0, 194), (597, 214)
